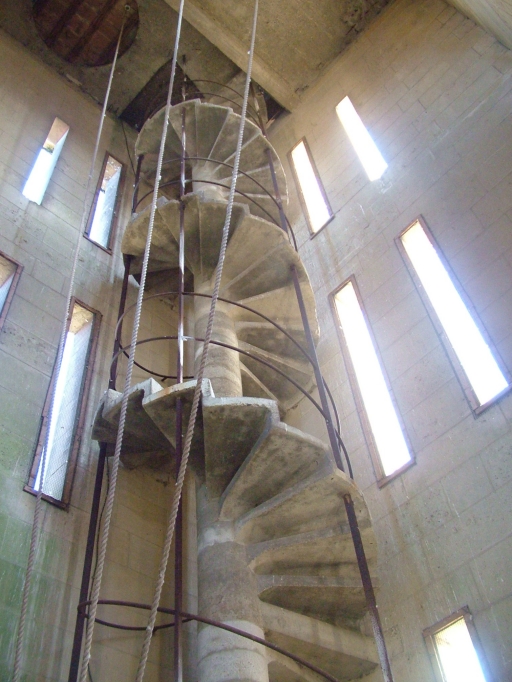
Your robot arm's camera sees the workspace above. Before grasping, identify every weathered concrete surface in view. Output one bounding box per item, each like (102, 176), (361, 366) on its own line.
(268, 0), (512, 678)
(0, 0), (240, 116)
(221, 423), (328, 519)
(202, 396), (278, 497)
(448, 0), (512, 49)
(163, 0), (393, 109)
(262, 602), (379, 681)
(196, 486), (269, 682)
(235, 464), (371, 544)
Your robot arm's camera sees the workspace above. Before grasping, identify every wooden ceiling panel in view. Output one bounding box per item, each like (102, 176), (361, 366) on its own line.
(33, 0), (139, 66)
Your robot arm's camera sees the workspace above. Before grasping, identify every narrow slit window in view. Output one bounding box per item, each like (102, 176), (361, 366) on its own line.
(27, 300), (100, 507)
(400, 219), (509, 410)
(333, 279), (412, 479)
(23, 118), (69, 204)
(424, 608), (489, 682)
(86, 153), (124, 250)
(289, 139), (332, 234)
(335, 97), (387, 181)
(0, 251), (23, 331)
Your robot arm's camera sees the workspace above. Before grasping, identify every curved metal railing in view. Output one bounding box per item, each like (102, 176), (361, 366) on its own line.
(78, 599), (342, 682)
(133, 156), (299, 251)
(112, 290), (353, 477)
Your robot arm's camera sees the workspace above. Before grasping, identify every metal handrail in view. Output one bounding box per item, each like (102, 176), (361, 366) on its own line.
(133, 157), (298, 251)
(112, 290), (352, 475)
(78, 599), (342, 682)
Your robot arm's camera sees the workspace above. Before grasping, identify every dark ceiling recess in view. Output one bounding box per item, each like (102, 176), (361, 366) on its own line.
(121, 59), (202, 131)
(33, 0), (139, 66)
(121, 61), (286, 132)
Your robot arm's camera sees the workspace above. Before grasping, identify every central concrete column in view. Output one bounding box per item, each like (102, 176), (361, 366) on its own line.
(192, 166), (230, 202)
(196, 484), (269, 682)
(194, 294), (243, 397)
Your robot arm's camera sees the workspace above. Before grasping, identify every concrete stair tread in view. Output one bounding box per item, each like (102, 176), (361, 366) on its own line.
(235, 286), (318, 341)
(240, 364), (280, 405)
(142, 379), (213, 479)
(135, 105), (183, 158)
(219, 216), (303, 301)
(236, 323), (309, 364)
(136, 101), (287, 203)
(259, 581), (370, 630)
(262, 603), (378, 682)
(92, 379), (174, 469)
(267, 651), (326, 682)
(238, 341), (311, 377)
(248, 526), (377, 578)
(235, 464), (370, 544)
(201, 396), (280, 497)
(238, 350), (315, 413)
(121, 197), (180, 270)
(220, 423), (329, 521)
(213, 163), (278, 194)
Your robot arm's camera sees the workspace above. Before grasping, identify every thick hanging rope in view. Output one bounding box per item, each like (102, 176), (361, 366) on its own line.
(77, 2), (187, 681)
(134, 2), (260, 680)
(11, 13), (128, 682)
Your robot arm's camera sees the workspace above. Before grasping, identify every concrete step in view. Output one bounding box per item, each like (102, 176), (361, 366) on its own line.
(136, 100), (287, 207)
(235, 463), (370, 545)
(220, 423), (328, 520)
(92, 379), (174, 470)
(262, 603), (378, 682)
(236, 323), (309, 365)
(218, 215), (308, 302)
(214, 164), (279, 197)
(238, 341), (315, 413)
(121, 193), (317, 412)
(142, 379), (213, 481)
(248, 526), (377, 579)
(234, 286), (318, 342)
(258, 574), (371, 630)
(240, 364), (280, 405)
(201, 396), (279, 498)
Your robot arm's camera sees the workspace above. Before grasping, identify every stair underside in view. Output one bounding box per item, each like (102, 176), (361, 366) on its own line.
(121, 194), (318, 413)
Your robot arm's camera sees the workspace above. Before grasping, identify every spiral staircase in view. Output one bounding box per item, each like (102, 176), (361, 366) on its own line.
(92, 100), (381, 682)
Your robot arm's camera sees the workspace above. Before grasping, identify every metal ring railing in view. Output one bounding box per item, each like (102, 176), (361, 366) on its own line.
(135, 156), (298, 250)
(111, 290), (353, 476)
(77, 599), (342, 682)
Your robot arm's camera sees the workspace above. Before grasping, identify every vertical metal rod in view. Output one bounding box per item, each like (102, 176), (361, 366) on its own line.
(290, 266), (344, 471)
(68, 444), (107, 682)
(173, 105), (187, 682)
(132, 154), (144, 213)
(343, 494), (394, 682)
(264, 138), (342, 471)
(250, 82), (268, 139)
(266, 148), (290, 240)
(68, 253), (133, 682)
(110, 254), (133, 391)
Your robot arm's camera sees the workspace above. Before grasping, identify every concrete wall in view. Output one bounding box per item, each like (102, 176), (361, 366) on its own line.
(269, 0), (512, 679)
(0, 29), (190, 681)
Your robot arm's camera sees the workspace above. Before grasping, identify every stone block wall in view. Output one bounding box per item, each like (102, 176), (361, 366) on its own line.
(0, 29), (188, 682)
(269, 0), (512, 679)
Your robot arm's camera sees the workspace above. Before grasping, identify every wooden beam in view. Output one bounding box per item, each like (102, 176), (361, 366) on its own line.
(163, 0), (299, 111)
(66, 0), (120, 63)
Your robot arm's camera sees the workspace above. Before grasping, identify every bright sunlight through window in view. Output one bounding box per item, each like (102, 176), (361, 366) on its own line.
(335, 97), (387, 181)
(0, 253), (17, 315)
(88, 154), (123, 248)
(35, 302), (94, 501)
(23, 118), (69, 205)
(334, 281), (411, 477)
(290, 140), (332, 233)
(401, 220), (508, 407)
(433, 616), (486, 682)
